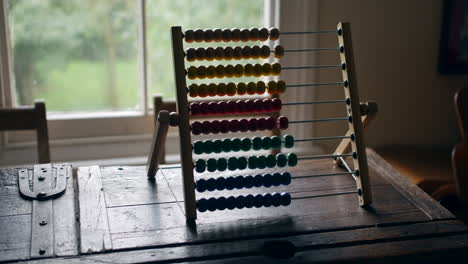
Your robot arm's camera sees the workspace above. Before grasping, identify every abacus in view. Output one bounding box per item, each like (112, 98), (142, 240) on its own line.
(147, 22), (378, 222)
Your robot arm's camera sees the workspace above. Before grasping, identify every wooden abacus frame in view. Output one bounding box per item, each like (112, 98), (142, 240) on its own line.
(147, 22), (376, 222)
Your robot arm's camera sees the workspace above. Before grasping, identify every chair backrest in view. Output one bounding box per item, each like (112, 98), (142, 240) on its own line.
(0, 100), (50, 163)
(453, 88), (468, 204)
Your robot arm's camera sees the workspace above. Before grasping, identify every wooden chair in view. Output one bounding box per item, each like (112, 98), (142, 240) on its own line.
(152, 95), (280, 164)
(0, 100), (50, 163)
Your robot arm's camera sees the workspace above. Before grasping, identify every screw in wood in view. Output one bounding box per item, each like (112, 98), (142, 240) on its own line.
(39, 220), (47, 226)
(38, 176), (45, 181)
(39, 248), (46, 255)
(37, 192), (47, 197)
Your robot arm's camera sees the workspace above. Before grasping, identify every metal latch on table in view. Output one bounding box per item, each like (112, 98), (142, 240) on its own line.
(18, 164), (68, 200)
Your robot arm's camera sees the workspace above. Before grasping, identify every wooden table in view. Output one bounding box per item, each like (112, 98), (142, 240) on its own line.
(2, 149), (468, 263)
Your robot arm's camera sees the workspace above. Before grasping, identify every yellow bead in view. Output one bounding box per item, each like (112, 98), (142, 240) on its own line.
(262, 63), (272, 75)
(198, 84), (208, 97)
(246, 82), (257, 95)
(197, 66), (207, 79)
(224, 47), (233, 60)
(214, 47), (224, 60)
(207, 83), (217, 96)
(215, 65), (225, 78)
(226, 82), (236, 96)
(233, 47), (243, 60)
(253, 64), (263, 77)
(205, 47), (215, 61)
(272, 63), (281, 75)
(251, 46), (261, 59)
(237, 82), (247, 95)
(188, 84), (198, 97)
(267, 81), (278, 94)
(233, 64), (244, 78)
(224, 65), (234, 78)
(206, 65), (216, 79)
(256, 81), (266, 94)
(217, 83), (227, 96)
(277, 80), (286, 93)
(244, 64), (254, 77)
(274, 45), (285, 58)
(187, 66), (197, 80)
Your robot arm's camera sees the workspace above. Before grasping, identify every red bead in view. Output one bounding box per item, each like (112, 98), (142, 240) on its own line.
(220, 120), (230, 133)
(248, 118), (258, 132)
(211, 120), (221, 134)
(199, 102), (210, 115)
(257, 118), (267, 130)
(229, 120), (240, 133)
(271, 98), (282, 111)
(226, 100), (237, 114)
(245, 99), (255, 113)
(266, 117), (276, 130)
(277, 116), (289, 129)
(208, 102), (219, 115)
(217, 101), (227, 115)
(201, 121), (212, 134)
(254, 99), (264, 112)
(237, 100), (247, 113)
(191, 121), (202, 135)
(239, 118), (249, 132)
(190, 103), (201, 116)
(263, 99), (272, 112)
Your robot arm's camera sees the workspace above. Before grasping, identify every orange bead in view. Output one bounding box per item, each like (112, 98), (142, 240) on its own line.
(224, 47), (234, 60)
(272, 63), (281, 75)
(249, 28), (259, 41)
(244, 64), (254, 77)
(258, 28), (269, 41)
(242, 46), (252, 59)
(222, 28), (232, 42)
(277, 80), (286, 93)
(206, 65), (216, 79)
(262, 63), (272, 75)
(197, 66), (207, 79)
(187, 66), (197, 80)
(274, 45), (285, 58)
(231, 28), (241, 42)
(198, 84), (208, 97)
(194, 29), (204, 42)
(214, 47), (224, 60)
(253, 64), (263, 77)
(251, 46), (261, 59)
(188, 84), (198, 97)
(260, 45), (270, 59)
(240, 28), (250, 42)
(186, 48), (196, 62)
(224, 65), (234, 78)
(185, 29), (195, 43)
(215, 65), (225, 78)
(205, 47), (215, 61)
(204, 29), (214, 42)
(233, 64), (244, 78)
(213, 28), (223, 42)
(195, 48), (205, 59)
(267, 81), (278, 94)
(233, 47), (243, 60)
(269, 28), (280, 41)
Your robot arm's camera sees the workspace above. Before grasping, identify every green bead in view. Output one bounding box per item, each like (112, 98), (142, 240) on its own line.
(203, 140), (213, 154)
(212, 140), (223, 153)
(231, 138), (242, 152)
(252, 137), (262, 151)
(266, 154), (276, 168)
(271, 136), (282, 148)
(261, 136), (272, 150)
(195, 159), (206, 173)
(248, 156), (258, 169)
(284, 135), (294, 148)
(217, 158), (228, 171)
(193, 141), (204, 154)
(257, 155), (266, 169)
(237, 157), (248, 170)
(207, 158), (217, 172)
(240, 137), (252, 151)
(222, 138), (232, 152)
(287, 153), (298, 167)
(276, 154), (287, 167)
(228, 157), (238, 171)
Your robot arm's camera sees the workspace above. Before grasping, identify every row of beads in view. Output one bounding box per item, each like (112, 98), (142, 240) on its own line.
(193, 135), (294, 155)
(194, 153), (298, 173)
(196, 172), (291, 193)
(197, 192), (291, 212)
(190, 98), (282, 116)
(188, 80), (286, 97)
(190, 116), (289, 135)
(186, 63), (281, 80)
(185, 28), (280, 43)
(186, 45), (284, 62)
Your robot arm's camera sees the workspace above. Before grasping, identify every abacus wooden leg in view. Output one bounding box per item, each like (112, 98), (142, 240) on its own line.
(147, 110), (171, 178)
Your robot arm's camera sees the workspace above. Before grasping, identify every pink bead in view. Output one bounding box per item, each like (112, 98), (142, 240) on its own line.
(239, 118), (249, 132)
(217, 101), (227, 115)
(271, 98), (282, 111)
(191, 121), (202, 135)
(248, 118), (258, 132)
(277, 116), (289, 129)
(229, 119), (240, 133)
(245, 99), (255, 113)
(190, 103), (201, 116)
(220, 120), (230, 133)
(237, 100), (247, 113)
(266, 117), (276, 130)
(257, 118), (267, 130)
(263, 99), (272, 112)
(226, 100), (238, 114)
(208, 102), (219, 115)
(253, 99), (264, 112)
(199, 102), (210, 115)
(201, 121), (212, 134)
(211, 120), (221, 134)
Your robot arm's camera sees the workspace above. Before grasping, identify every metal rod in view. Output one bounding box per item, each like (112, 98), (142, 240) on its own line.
(294, 135), (352, 142)
(283, 100), (346, 106)
(338, 156), (358, 181)
(286, 82), (343, 87)
(289, 117), (349, 124)
(293, 171), (356, 179)
(298, 153), (354, 160)
(160, 165), (182, 170)
(281, 30), (337, 35)
(292, 191), (357, 200)
(272, 48), (338, 52)
(282, 65), (341, 70)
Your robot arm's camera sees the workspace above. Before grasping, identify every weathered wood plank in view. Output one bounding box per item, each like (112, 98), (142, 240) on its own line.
(0, 214), (31, 262)
(15, 220), (468, 264)
(77, 166), (112, 254)
(0, 167), (31, 216)
(367, 148), (454, 220)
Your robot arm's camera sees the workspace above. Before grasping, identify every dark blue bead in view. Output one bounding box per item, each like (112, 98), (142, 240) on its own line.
(262, 193), (273, 207)
(196, 179), (207, 192)
(244, 194), (255, 208)
(207, 197), (217, 211)
(244, 175), (254, 188)
(215, 177), (226, 191)
(253, 194), (264, 208)
(281, 192), (292, 206)
(272, 192), (282, 207)
(271, 173), (282, 186)
(226, 196), (236, 210)
(263, 174), (273, 187)
(225, 177), (235, 190)
(253, 174), (263, 187)
(197, 198), (208, 212)
(206, 178), (216, 191)
(234, 176), (244, 189)
(216, 196), (227, 210)
(235, 195), (246, 209)
(237, 156), (248, 170)
(281, 172), (292, 185)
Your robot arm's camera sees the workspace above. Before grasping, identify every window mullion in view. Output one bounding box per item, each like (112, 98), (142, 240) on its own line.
(0, 0), (15, 108)
(138, 0), (149, 115)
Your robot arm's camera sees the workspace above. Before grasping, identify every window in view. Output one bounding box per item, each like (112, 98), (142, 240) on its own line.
(0, 0), (265, 165)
